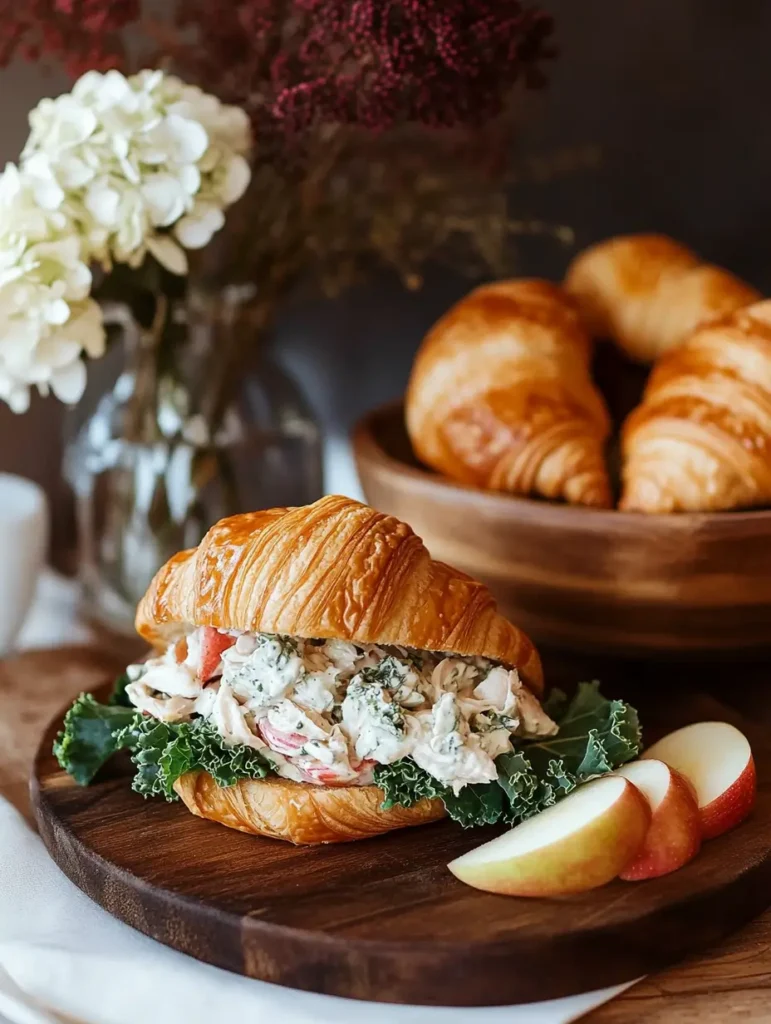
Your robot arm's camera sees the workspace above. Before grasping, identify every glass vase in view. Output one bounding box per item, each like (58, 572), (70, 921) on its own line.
(64, 287), (323, 636)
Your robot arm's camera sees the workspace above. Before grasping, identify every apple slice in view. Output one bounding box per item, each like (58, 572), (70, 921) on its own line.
(448, 775), (650, 897)
(642, 722), (756, 840)
(614, 759), (701, 880)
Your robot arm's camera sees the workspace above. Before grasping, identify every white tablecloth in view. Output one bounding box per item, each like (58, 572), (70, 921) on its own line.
(0, 473), (638, 1023)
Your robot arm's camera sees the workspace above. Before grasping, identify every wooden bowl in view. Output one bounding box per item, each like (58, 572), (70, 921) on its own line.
(353, 403), (771, 656)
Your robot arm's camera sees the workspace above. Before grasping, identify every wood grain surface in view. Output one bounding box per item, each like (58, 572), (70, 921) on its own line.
(21, 646), (771, 1009)
(354, 403), (771, 656)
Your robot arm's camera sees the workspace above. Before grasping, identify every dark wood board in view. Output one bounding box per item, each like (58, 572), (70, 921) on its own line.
(29, 654), (771, 1007)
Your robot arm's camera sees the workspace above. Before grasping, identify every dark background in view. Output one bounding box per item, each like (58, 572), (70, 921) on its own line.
(2, 0), (771, 554)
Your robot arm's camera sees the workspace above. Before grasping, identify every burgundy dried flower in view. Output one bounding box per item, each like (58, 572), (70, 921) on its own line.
(0, 0), (565, 299)
(272, 0), (555, 132)
(0, 0), (138, 76)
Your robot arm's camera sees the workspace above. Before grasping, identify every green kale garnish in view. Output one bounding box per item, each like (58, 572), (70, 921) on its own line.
(374, 682), (641, 829)
(53, 694), (137, 785)
(109, 671), (133, 707)
(116, 715), (271, 799)
(54, 687), (270, 799)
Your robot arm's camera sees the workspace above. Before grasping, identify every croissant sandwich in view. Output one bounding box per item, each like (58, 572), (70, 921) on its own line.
(564, 233), (760, 363)
(55, 497), (641, 844)
(621, 300), (771, 513)
(405, 279), (613, 508)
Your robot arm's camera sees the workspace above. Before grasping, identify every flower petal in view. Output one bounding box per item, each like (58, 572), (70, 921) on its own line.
(146, 234), (188, 275)
(141, 175), (188, 227)
(85, 183), (121, 227)
(174, 205), (225, 249)
(163, 114), (209, 164)
(50, 358), (87, 405)
(219, 155), (251, 204)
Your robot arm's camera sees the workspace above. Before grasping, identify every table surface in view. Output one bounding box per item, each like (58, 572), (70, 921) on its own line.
(3, 643), (771, 1024)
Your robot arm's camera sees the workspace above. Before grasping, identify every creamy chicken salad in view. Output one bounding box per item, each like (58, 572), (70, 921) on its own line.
(125, 628), (557, 795)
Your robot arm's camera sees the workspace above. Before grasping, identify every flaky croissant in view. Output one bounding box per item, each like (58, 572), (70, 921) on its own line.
(174, 773), (446, 845)
(405, 279), (613, 508)
(136, 496), (544, 843)
(136, 494), (542, 693)
(621, 300), (771, 513)
(564, 233), (760, 363)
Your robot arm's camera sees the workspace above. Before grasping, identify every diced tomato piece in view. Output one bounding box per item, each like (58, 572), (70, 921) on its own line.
(259, 719), (305, 756)
(299, 762), (355, 786)
(300, 757), (374, 786)
(199, 627), (236, 681)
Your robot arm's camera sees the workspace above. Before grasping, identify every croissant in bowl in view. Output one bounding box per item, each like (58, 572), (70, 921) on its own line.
(621, 301), (771, 513)
(405, 279), (613, 508)
(564, 233), (760, 364)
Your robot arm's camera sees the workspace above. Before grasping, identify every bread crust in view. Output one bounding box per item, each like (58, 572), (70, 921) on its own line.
(565, 233), (760, 363)
(405, 279), (613, 508)
(621, 300), (771, 512)
(135, 495), (543, 694)
(140, 496), (543, 843)
(174, 772), (446, 844)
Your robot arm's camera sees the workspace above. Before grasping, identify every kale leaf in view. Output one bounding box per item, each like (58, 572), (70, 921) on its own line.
(54, 689), (270, 799)
(109, 671), (133, 707)
(117, 715), (271, 799)
(374, 681), (641, 828)
(52, 694), (137, 785)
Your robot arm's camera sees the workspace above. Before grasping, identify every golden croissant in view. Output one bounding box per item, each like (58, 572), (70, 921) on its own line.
(405, 279), (613, 508)
(564, 233), (760, 363)
(125, 495), (551, 844)
(621, 301), (771, 513)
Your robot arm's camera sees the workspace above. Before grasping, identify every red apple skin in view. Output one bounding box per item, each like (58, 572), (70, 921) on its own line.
(643, 723), (757, 841)
(700, 757), (756, 840)
(448, 777), (651, 898)
(615, 761), (701, 881)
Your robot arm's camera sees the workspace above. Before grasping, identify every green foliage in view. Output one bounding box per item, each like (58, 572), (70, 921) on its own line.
(375, 682), (642, 828)
(54, 689), (270, 799)
(53, 694), (136, 785)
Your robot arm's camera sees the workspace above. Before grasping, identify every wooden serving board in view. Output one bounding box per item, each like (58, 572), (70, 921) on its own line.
(29, 653), (771, 1007)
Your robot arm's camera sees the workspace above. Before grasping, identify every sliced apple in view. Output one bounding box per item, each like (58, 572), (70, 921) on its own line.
(448, 775), (650, 897)
(642, 722), (756, 840)
(614, 759), (701, 880)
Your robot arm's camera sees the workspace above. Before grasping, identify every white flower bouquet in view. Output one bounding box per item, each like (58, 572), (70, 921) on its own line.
(0, 69), (251, 413)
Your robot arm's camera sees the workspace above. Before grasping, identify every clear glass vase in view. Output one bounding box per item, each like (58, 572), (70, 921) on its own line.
(64, 287), (323, 636)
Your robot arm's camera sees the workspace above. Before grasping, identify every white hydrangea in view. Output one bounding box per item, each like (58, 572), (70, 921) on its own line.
(0, 70), (251, 412)
(0, 164), (104, 412)
(21, 68), (252, 275)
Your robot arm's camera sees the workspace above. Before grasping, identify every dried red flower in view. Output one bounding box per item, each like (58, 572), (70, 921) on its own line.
(0, 1), (566, 300)
(273, 0), (554, 132)
(0, 1), (553, 140)
(0, 0), (138, 76)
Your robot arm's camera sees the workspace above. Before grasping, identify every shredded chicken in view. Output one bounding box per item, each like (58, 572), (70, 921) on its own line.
(124, 629), (557, 793)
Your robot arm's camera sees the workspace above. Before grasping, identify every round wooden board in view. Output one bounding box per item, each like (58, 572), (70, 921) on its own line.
(30, 660), (771, 1008)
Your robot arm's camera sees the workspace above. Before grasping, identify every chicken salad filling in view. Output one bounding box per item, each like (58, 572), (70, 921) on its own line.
(125, 627), (558, 795)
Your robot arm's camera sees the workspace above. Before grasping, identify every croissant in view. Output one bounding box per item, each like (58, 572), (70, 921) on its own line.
(564, 233), (760, 363)
(405, 279), (613, 508)
(133, 495), (545, 843)
(136, 495), (542, 692)
(174, 773), (445, 844)
(621, 300), (771, 513)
